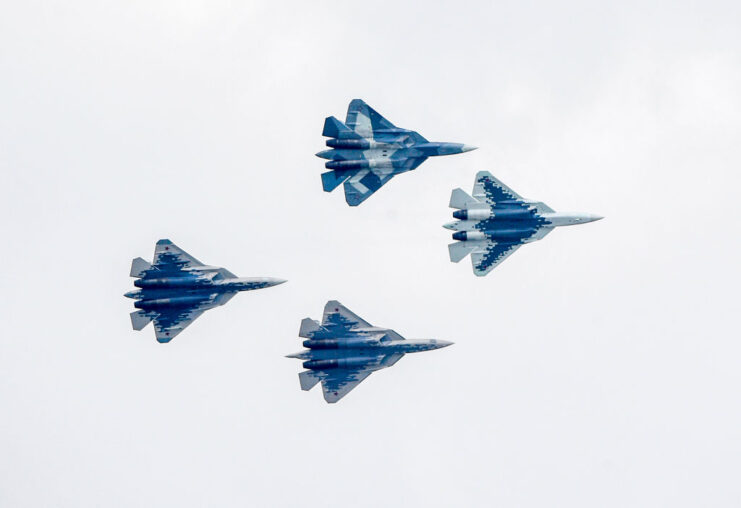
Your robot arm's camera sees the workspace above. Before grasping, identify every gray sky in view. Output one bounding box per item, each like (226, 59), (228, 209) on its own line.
(1, 1), (739, 506)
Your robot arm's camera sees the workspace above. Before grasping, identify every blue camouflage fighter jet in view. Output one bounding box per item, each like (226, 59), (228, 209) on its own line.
(287, 301), (452, 403)
(125, 239), (286, 342)
(445, 171), (603, 276)
(317, 99), (476, 206)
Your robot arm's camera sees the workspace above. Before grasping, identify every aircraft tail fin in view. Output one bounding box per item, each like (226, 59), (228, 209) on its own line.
(299, 318), (324, 338)
(321, 170), (352, 192)
(130, 310), (153, 330)
(449, 188), (480, 209)
(448, 241), (477, 263)
(299, 370), (321, 391)
(322, 116), (361, 139)
(130, 257), (151, 278)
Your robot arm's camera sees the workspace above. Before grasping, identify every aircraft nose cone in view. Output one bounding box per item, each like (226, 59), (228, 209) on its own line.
(123, 290), (139, 299)
(435, 340), (454, 349)
(593, 215), (604, 222)
(268, 278), (288, 286)
(460, 145), (477, 153)
(442, 222), (457, 230)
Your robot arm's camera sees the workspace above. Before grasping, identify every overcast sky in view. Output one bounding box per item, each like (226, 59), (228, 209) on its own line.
(1, 1), (740, 506)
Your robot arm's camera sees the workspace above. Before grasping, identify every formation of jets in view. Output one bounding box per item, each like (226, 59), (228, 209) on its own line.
(125, 99), (602, 403)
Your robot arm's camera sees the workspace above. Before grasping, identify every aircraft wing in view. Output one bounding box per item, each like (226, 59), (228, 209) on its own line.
(472, 171), (554, 214)
(149, 292), (235, 343)
(345, 99), (396, 138)
(152, 307), (207, 343)
(319, 352), (404, 403)
(470, 242), (523, 276)
(472, 171), (524, 204)
(153, 239), (204, 271)
(341, 157), (426, 206)
(320, 369), (374, 403)
(322, 300), (372, 328)
(342, 169), (396, 206)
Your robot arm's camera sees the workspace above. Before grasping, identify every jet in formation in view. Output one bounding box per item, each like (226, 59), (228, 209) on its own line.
(125, 239), (286, 342)
(445, 171), (603, 276)
(287, 301), (452, 403)
(317, 99), (476, 206)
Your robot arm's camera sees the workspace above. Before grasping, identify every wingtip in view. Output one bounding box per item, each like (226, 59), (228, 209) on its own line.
(344, 194), (362, 206)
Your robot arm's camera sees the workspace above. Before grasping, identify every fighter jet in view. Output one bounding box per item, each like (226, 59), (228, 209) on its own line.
(445, 171), (603, 276)
(125, 239), (286, 342)
(317, 99), (476, 206)
(287, 301), (452, 403)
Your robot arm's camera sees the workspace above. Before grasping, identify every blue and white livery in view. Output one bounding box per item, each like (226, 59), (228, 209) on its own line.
(317, 99), (476, 206)
(125, 239), (286, 343)
(445, 171), (603, 276)
(287, 301), (452, 403)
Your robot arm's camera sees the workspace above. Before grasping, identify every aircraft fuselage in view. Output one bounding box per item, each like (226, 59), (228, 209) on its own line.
(289, 337), (452, 371)
(125, 277), (285, 309)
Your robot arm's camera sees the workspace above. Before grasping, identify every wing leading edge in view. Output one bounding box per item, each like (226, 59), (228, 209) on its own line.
(312, 352), (404, 403)
(342, 170), (395, 207)
(153, 239), (204, 271)
(142, 292), (236, 343)
(470, 242), (522, 276)
(345, 99), (397, 138)
(322, 300), (372, 328)
(153, 308), (207, 343)
(320, 369), (373, 403)
(473, 171), (554, 214)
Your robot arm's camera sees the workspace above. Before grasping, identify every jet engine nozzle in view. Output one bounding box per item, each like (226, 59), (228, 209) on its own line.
(325, 160), (371, 170)
(452, 231), (486, 241)
(326, 139), (371, 149)
(453, 209), (492, 221)
(303, 357), (371, 370)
